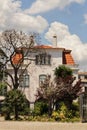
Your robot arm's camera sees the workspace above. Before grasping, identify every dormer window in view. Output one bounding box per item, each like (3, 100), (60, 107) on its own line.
(35, 53), (51, 65)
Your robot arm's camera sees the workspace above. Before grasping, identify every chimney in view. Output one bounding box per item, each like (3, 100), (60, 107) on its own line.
(52, 34), (57, 47)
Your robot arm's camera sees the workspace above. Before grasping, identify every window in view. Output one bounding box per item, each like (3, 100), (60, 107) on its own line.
(39, 75), (47, 86)
(35, 54), (51, 65)
(85, 87), (87, 93)
(20, 74), (29, 87)
(84, 75), (87, 79)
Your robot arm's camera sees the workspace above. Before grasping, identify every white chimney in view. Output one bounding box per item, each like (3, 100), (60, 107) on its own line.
(52, 34), (57, 47)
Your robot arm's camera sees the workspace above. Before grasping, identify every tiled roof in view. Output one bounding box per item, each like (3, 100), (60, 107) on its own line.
(34, 45), (64, 50)
(63, 50), (75, 65)
(12, 45), (75, 65)
(12, 53), (23, 64)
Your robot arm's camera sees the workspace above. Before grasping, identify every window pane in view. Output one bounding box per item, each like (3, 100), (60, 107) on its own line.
(48, 55), (51, 65)
(36, 54), (51, 65)
(20, 75), (29, 87)
(24, 75), (29, 87)
(39, 75), (47, 86)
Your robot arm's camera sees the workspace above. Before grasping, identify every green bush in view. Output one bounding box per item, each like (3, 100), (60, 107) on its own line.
(0, 83), (7, 96)
(2, 89), (29, 120)
(33, 101), (48, 116)
(52, 101), (80, 121)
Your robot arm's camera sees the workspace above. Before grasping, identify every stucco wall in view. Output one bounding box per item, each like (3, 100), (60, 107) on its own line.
(7, 48), (79, 109)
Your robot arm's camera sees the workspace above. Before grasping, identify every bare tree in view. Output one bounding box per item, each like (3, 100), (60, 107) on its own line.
(0, 29), (38, 90)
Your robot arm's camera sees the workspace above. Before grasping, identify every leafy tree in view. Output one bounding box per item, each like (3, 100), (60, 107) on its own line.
(54, 65), (72, 78)
(37, 65), (82, 116)
(3, 89), (29, 120)
(0, 49), (7, 81)
(54, 65), (82, 109)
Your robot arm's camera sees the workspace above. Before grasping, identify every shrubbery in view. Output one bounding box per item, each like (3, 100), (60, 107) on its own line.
(1, 89), (29, 120)
(33, 101), (48, 116)
(30, 100), (80, 122)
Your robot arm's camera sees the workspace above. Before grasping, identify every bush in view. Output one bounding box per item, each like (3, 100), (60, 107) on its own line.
(2, 89), (29, 120)
(52, 101), (80, 121)
(0, 83), (7, 96)
(33, 101), (48, 116)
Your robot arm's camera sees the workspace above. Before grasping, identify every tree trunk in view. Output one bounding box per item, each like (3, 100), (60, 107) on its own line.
(14, 104), (18, 120)
(14, 68), (19, 89)
(48, 100), (52, 117)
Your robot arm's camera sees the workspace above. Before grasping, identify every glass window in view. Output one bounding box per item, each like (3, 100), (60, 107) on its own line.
(20, 74), (29, 87)
(85, 75), (87, 79)
(36, 54), (51, 65)
(39, 75), (47, 86)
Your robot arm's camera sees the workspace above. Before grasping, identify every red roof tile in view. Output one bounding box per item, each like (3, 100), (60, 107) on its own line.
(63, 51), (75, 65)
(34, 45), (64, 50)
(12, 53), (23, 64)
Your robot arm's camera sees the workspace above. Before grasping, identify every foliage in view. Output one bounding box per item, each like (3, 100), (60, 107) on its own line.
(2, 89), (29, 120)
(37, 65), (82, 116)
(33, 101), (48, 116)
(0, 71), (3, 81)
(52, 101), (80, 121)
(54, 65), (72, 78)
(0, 83), (7, 96)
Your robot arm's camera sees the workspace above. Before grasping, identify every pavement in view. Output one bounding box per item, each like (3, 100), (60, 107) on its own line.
(0, 120), (87, 130)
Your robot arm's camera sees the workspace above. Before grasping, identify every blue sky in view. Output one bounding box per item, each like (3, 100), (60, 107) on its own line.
(0, 0), (87, 71)
(20, 0), (87, 42)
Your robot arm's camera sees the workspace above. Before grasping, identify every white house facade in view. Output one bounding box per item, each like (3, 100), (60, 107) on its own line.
(7, 43), (79, 109)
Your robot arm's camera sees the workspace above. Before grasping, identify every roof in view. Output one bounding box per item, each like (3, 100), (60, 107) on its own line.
(12, 53), (23, 64)
(78, 72), (87, 75)
(12, 45), (75, 65)
(63, 50), (75, 65)
(34, 45), (65, 50)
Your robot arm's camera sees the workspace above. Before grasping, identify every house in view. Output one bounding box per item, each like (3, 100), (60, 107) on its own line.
(78, 72), (87, 93)
(7, 38), (79, 109)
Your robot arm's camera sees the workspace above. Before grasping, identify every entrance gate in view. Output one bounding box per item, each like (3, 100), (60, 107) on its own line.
(80, 93), (87, 122)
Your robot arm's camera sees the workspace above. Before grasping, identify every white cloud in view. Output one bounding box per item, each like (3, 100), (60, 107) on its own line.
(25, 0), (85, 14)
(0, 0), (48, 33)
(45, 22), (87, 71)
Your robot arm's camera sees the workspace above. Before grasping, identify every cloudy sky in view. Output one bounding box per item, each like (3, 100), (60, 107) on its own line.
(0, 0), (87, 71)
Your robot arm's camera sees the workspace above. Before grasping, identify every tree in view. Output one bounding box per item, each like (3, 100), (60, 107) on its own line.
(0, 29), (39, 119)
(3, 89), (28, 120)
(37, 65), (82, 116)
(37, 75), (58, 116)
(54, 65), (82, 108)
(0, 29), (37, 89)
(0, 48), (7, 81)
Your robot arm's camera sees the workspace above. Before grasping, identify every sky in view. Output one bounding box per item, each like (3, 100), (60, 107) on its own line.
(0, 0), (87, 71)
